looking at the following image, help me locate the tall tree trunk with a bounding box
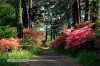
[29,0,33,28]
[51,24,53,41]
[84,0,89,21]
[96,0,99,20]
[78,0,81,22]
[45,25,48,41]
[53,32,55,39]
[22,0,28,28]
[15,0,23,38]
[72,0,79,26]
[90,0,97,22]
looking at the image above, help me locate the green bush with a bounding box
[27,46,43,55]
[93,20,100,36]
[0,26,15,38]
[77,52,100,66]
[0,47,43,66]
[8,50,32,59]
[53,46,65,54]
[0,3,15,26]
[0,50,32,66]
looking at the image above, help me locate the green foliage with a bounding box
[0,26,15,38]
[77,52,100,66]
[53,47,100,66]
[93,21,100,36]
[0,50,31,66]
[0,3,15,26]
[8,50,32,59]
[0,47,43,66]
[92,20,100,50]
[52,46,65,54]
[28,47,43,55]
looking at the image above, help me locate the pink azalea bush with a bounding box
[65,27,92,49]
[0,38,20,50]
[53,21,95,49]
[53,28,74,47]
[74,21,95,29]
[23,28,43,36]
[23,28,43,47]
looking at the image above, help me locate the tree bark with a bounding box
[22,0,29,28]
[84,0,89,21]
[15,0,23,38]
[78,0,81,22]
[52,29,55,40]
[72,0,79,26]
[90,0,97,22]
[29,0,33,28]
[45,25,48,41]
[51,24,53,41]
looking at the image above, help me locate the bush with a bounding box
[0,26,15,38]
[0,47,43,66]
[0,38,20,50]
[65,28,93,49]
[0,50,32,66]
[8,50,32,59]
[77,52,100,66]
[23,28,44,48]
[23,28,43,37]
[0,3,15,26]
[92,20,100,51]
[52,46,65,54]
[53,21,95,50]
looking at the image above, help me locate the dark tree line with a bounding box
[12,0,100,38]
[72,0,99,27]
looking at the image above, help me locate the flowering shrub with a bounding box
[75,21,95,29]
[23,28,44,48]
[36,31,43,36]
[0,38,20,50]
[65,28,92,49]
[23,28,36,36]
[23,28,43,36]
[31,38,37,44]
[74,21,90,29]
[53,21,95,50]
[53,29,74,48]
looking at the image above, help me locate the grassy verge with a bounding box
[76,51,100,66]
[0,47,43,66]
[53,47,100,66]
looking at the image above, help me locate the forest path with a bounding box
[22,49,80,66]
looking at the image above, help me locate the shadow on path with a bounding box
[22,49,80,66]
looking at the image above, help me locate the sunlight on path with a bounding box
[22,49,80,66]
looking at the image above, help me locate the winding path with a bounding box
[22,49,80,66]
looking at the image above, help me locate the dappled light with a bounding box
[0,0,100,66]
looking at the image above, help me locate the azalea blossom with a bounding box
[0,38,20,50]
[53,21,94,49]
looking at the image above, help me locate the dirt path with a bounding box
[22,49,80,66]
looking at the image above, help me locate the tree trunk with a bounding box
[51,24,53,41]
[45,25,48,41]
[72,0,79,26]
[96,0,99,19]
[53,31,56,39]
[15,0,23,38]
[29,0,33,28]
[78,0,81,22]
[90,0,97,22]
[22,0,29,28]
[84,0,89,21]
